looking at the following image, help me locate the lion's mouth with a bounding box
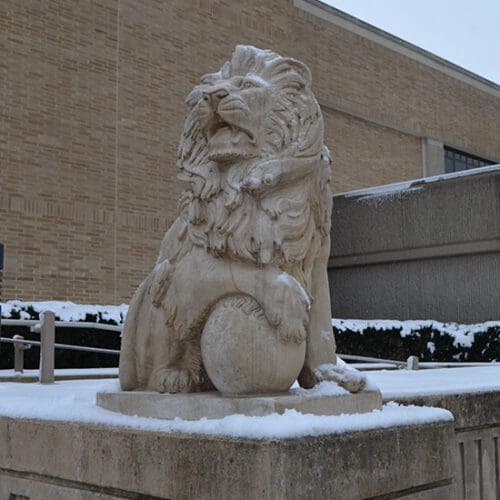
[204,114,255,143]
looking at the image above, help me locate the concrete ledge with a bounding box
[388,390,500,430]
[383,389,500,498]
[96,387,382,420]
[0,416,457,499]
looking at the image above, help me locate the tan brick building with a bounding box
[1,0,499,304]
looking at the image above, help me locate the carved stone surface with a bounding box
[0,415,457,499]
[97,387,382,420]
[119,45,365,395]
[201,295,306,394]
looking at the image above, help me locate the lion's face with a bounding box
[180,45,323,169]
[194,74,269,163]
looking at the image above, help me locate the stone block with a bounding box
[388,390,500,430]
[96,387,382,420]
[0,416,457,499]
[387,390,500,500]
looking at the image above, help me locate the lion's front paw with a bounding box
[152,368,210,394]
[241,162,282,195]
[314,364,366,393]
[265,272,310,345]
[277,320,307,344]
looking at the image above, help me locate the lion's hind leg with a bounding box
[149,338,213,393]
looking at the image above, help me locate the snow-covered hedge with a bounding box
[0,300,124,370]
[1,300,127,325]
[1,302,498,363]
[333,319,500,362]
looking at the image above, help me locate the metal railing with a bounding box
[0,311,120,383]
[1,313,498,381]
[338,353,418,369]
[0,318,122,332]
[0,337,120,355]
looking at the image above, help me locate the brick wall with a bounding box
[1,0,499,303]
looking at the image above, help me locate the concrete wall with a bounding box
[391,390,500,500]
[0,417,457,499]
[1,387,498,499]
[1,0,500,303]
[329,165,500,323]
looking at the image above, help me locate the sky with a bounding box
[322,0,500,84]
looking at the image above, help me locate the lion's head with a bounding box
[175,45,331,288]
[179,44,324,166]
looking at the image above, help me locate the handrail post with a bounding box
[406,355,419,370]
[13,335,26,373]
[39,311,55,384]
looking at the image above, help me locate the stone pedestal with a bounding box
[0,415,458,499]
[96,386,382,420]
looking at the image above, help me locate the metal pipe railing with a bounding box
[0,319,122,332]
[0,337,120,355]
[0,312,120,380]
[1,316,498,380]
[338,353,409,368]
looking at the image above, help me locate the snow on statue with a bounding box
[119,45,365,395]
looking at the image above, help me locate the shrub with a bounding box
[333,319,500,362]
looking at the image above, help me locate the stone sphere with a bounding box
[201,295,306,395]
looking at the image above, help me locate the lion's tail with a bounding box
[119,280,148,390]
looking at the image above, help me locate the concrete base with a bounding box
[0,416,457,499]
[388,390,500,500]
[96,387,382,420]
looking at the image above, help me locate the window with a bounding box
[444,147,495,173]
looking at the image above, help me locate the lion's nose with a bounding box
[203,88,229,108]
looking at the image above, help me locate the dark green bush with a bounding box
[334,323,499,362]
[0,325,120,370]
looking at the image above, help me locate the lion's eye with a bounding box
[242,80,257,89]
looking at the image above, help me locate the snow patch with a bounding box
[358,186,422,205]
[291,380,349,397]
[320,330,332,340]
[368,366,500,399]
[1,300,128,325]
[0,379,452,439]
[337,164,500,203]
[276,273,311,308]
[332,318,500,350]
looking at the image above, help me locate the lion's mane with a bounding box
[173,45,332,292]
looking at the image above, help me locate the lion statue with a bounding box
[119,45,365,394]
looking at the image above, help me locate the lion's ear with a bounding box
[265,57,312,88]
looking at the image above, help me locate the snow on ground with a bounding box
[367,366,500,399]
[1,366,498,438]
[0,378,452,439]
[332,318,500,348]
